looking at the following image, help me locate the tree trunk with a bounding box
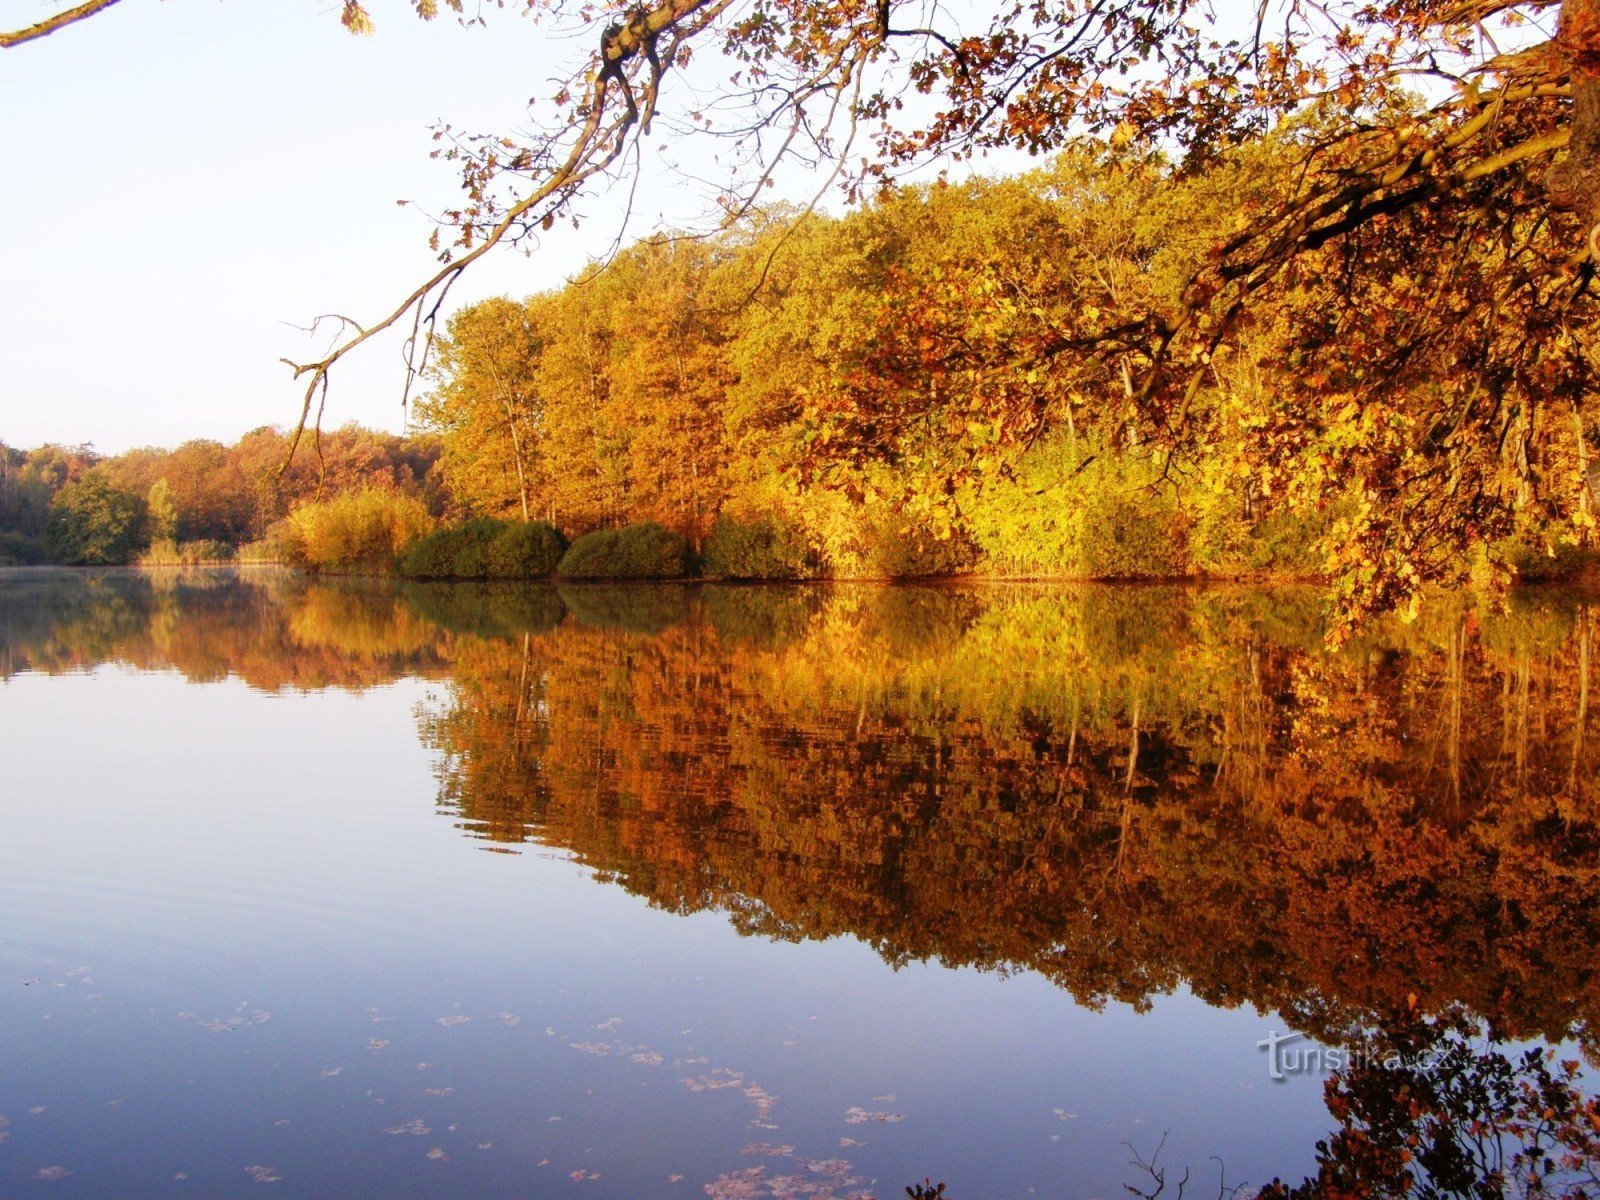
[1550,0,1600,239]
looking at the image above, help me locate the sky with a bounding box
[0,0,750,454]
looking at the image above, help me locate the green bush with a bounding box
[557,522,690,579]
[0,530,48,565]
[399,526,468,579]
[400,519,567,579]
[1065,482,1187,578]
[1187,478,1335,577]
[482,521,567,577]
[702,515,812,579]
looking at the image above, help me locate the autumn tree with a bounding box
[589,238,736,547]
[416,297,546,521]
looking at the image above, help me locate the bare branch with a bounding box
[1,0,123,49]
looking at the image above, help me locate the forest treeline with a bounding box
[0,425,444,568]
[416,143,1600,595]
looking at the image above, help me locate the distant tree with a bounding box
[1,445,97,538]
[46,468,148,564]
[146,478,179,542]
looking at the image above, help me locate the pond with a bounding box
[1,568,1597,1199]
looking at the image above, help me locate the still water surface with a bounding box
[1,569,1596,1199]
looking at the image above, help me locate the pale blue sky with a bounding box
[0,1,726,453]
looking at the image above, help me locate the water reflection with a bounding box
[3,568,1598,1197]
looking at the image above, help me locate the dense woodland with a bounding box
[416,146,1600,602]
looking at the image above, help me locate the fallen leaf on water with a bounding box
[843,1106,904,1125]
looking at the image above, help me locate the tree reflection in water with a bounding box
[5,569,1598,1199]
[1257,1011,1600,1200]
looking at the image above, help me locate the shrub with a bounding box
[702,514,812,579]
[0,530,48,565]
[400,519,567,579]
[1187,473,1336,577]
[557,522,690,579]
[399,526,469,579]
[280,487,433,573]
[1065,482,1188,578]
[236,538,288,564]
[794,478,979,578]
[482,520,567,577]
[138,538,236,566]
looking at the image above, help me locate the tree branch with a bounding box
[1,0,123,49]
